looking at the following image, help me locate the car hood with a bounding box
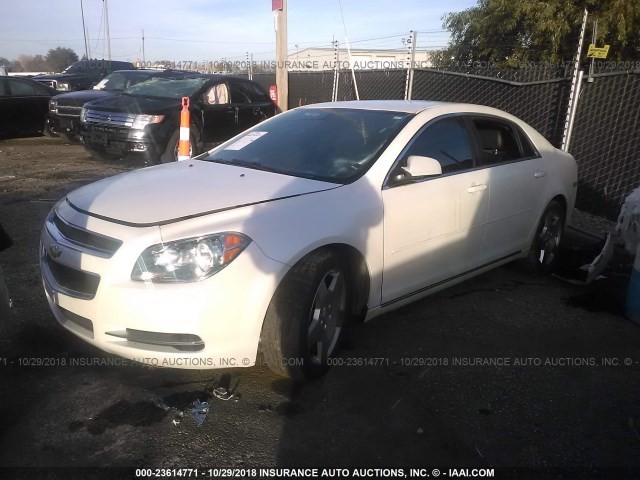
[35,73,87,81]
[84,94,180,115]
[53,90,115,107]
[65,160,339,226]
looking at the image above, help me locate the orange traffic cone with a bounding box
[177,96,190,161]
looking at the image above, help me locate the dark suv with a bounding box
[48,69,167,142]
[34,60,136,92]
[80,72,276,163]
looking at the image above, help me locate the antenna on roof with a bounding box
[338,0,359,100]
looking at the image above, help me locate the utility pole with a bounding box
[404,30,417,100]
[104,0,112,61]
[80,0,89,59]
[273,0,288,111]
[142,29,146,65]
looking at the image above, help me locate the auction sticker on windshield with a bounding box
[225,131,268,151]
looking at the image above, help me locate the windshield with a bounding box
[123,77,209,99]
[201,108,413,184]
[93,72,154,91]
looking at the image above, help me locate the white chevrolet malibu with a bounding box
[40,101,577,379]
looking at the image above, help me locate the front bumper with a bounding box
[39,201,287,369]
[80,122,169,160]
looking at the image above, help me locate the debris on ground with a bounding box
[191,400,210,426]
[212,386,234,401]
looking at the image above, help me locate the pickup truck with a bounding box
[34,59,135,92]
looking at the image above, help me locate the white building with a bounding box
[287,47,433,71]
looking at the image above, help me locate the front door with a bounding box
[381,116,489,304]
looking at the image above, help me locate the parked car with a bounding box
[79,72,275,163]
[34,59,136,92]
[47,69,169,142]
[40,101,577,380]
[0,76,56,139]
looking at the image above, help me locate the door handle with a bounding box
[467,184,487,193]
[534,171,547,178]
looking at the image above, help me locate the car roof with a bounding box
[303,100,446,114]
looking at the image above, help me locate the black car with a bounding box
[80,72,276,163]
[0,76,56,139]
[48,69,167,142]
[34,59,136,92]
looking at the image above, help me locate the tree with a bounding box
[439,0,640,66]
[17,54,48,72]
[45,47,79,72]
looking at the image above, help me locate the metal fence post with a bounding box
[561,9,589,151]
[332,40,340,102]
[404,30,416,100]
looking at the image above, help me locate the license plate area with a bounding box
[90,131,107,145]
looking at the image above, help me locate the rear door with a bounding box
[468,116,548,263]
[228,80,273,134]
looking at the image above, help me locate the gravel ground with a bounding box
[1,137,640,480]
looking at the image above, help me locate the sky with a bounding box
[0,0,477,64]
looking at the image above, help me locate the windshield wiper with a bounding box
[207,158,277,173]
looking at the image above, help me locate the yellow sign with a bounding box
[587,44,610,59]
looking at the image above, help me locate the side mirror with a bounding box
[401,155,442,178]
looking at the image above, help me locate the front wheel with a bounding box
[525,200,565,274]
[260,250,350,380]
[159,129,197,164]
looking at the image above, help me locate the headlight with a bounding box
[132,114,165,129]
[57,82,70,91]
[131,232,251,283]
[79,107,87,123]
[49,99,57,113]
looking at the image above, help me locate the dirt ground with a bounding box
[1,137,640,480]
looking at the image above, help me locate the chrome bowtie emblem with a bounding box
[49,244,62,259]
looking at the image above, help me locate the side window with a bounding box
[0,80,7,96]
[8,80,36,96]
[473,118,527,166]
[205,83,229,105]
[229,83,251,104]
[402,117,474,174]
[517,127,538,158]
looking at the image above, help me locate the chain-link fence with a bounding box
[570,71,640,219]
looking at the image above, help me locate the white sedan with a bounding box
[40,100,577,379]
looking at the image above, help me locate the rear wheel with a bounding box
[525,200,565,274]
[260,250,350,380]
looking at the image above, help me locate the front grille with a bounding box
[56,105,82,118]
[59,306,94,334]
[50,212,122,257]
[85,109,135,128]
[106,329,205,352]
[45,252,100,299]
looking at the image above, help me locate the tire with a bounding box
[43,119,58,138]
[260,250,351,380]
[159,129,197,164]
[524,200,565,275]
